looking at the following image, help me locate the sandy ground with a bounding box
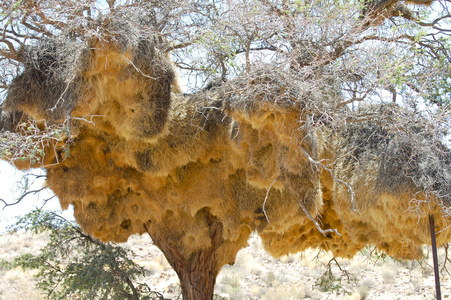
[1,232,450,300]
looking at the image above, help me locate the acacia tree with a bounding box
[1,0,450,299]
[5,208,167,300]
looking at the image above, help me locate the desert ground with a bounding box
[1,231,450,300]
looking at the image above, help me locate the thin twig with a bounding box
[67,115,105,126]
[298,198,341,236]
[49,75,76,113]
[122,56,158,80]
[0,187,47,209]
[262,176,281,223]
[301,147,356,211]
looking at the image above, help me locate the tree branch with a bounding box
[1,187,48,210]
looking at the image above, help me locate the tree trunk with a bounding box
[144,214,223,300]
[172,249,220,300]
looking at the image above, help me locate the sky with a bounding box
[0,160,74,233]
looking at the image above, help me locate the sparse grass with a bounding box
[381,264,397,283]
[261,282,306,300]
[409,277,422,293]
[0,288,43,300]
[264,271,277,286]
[0,259,11,274]
[343,292,363,300]
[2,232,451,300]
[0,233,49,300]
[140,261,164,276]
[235,252,264,276]
[217,272,243,299]
[421,265,434,277]
[0,269,44,300]
[0,232,49,261]
[357,282,371,299]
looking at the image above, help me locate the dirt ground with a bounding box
[1,232,450,299]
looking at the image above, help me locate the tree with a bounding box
[4,208,167,300]
[0,0,450,299]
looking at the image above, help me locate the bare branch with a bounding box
[298,198,341,237]
[1,187,47,210]
[262,176,281,223]
[301,148,356,211]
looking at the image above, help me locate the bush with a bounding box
[7,209,167,300]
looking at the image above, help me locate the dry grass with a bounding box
[0,232,49,261]
[1,232,450,299]
[0,269,44,300]
[0,233,48,300]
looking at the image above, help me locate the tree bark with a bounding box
[144,213,224,300]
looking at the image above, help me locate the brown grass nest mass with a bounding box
[1,21,451,282]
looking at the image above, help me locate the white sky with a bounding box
[0,160,74,233]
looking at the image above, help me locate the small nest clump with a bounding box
[336,108,451,206]
[4,38,87,121]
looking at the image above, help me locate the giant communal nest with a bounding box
[1,9,451,263]
[2,16,174,124]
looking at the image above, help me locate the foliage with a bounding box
[314,257,358,295]
[6,209,167,300]
[0,119,69,166]
[360,246,388,265]
[315,268,350,294]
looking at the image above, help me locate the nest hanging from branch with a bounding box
[1,17,450,268]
